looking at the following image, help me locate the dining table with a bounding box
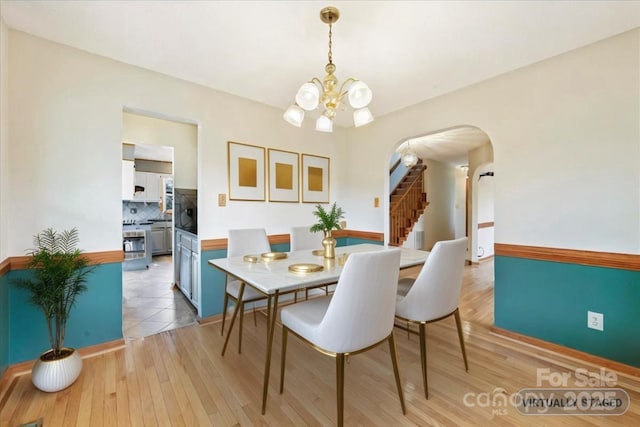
[208,243,430,414]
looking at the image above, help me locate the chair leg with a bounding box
[419,322,428,399]
[238,303,245,354]
[388,333,406,414]
[252,303,257,326]
[336,353,345,427]
[221,292,229,336]
[454,309,469,371]
[279,327,288,394]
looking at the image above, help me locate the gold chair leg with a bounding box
[336,353,345,427]
[221,292,229,336]
[238,302,245,354]
[388,333,406,414]
[222,283,244,356]
[279,327,288,394]
[419,323,428,399]
[454,309,469,371]
[253,303,257,326]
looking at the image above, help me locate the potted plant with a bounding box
[310,202,345,259]
[12,228,94,392]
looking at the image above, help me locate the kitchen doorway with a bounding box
[121,132,197,338]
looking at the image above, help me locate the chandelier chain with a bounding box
[327,23,333,65]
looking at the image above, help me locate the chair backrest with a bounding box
[227,228,271,258]
[290,226,321,251]
[317,248,401,353]
[396,237,468,321]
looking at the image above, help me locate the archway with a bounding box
[386,125,494,264]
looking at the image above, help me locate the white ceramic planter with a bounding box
[31,347,83,392]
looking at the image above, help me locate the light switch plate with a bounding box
[218,193,227,207]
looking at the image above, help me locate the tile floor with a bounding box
[122,255,198,339]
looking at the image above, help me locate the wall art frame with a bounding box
[268,148,300,202]
[301,153,330,203]
[227,141,266,201]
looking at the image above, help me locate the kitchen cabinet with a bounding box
[151,220,172,255]
[133,171,163,203]
[174,228,200,313]
[122,160,135,200]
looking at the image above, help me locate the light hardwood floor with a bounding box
[2,260,639,426]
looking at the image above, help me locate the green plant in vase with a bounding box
[12,228,94,392]
[310,203,345,259]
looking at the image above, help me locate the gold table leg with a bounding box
[261,291,280,414]
[221,282,244,356]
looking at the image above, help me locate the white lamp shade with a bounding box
[315,115,333,132]
[353,108,374,127]
[348,81,373,109]
[283,104,304,127]
[296,83,320,111]
[401,151,418,167]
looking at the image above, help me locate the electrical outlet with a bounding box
[587,310,604,331]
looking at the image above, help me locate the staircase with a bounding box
[389,160,428,246]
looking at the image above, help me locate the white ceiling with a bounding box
[398,127,490,166]
[2,0,639,163]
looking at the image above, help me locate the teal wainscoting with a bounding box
[200,248,228,319]
[337,237,384,247]
[8,262,123,364]
[1,272,9,375]
[495,256,640,367]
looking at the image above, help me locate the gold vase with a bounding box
[322,230,336,259]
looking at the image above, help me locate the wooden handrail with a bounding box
[390,173,423,213]
[389,164,428,246]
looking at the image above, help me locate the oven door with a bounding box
[123,229,147,260]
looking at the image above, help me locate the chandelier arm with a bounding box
[309,77,325,90]
[338,77,358,98]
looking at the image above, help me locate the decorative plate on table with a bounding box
[288,263,324,273]
[261,252,288,261]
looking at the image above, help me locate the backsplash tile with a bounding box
[122,201,171,222]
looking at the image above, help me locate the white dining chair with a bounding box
[289,225,321,251]
[222,228,271,354]
[290,226,329,300]
[395,237,469,399]
[279,248,405,427]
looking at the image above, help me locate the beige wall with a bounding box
[3,27,639,256]
[0,17,8,261]
[4,30,349,255]
[348,29,640,254]
[423,159,456,250]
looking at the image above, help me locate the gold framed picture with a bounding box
[268,148,299,202]
[228,141,266,201]
[301,154,330,203]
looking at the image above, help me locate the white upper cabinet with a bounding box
[133,171,162,203]
[122,160,135,200]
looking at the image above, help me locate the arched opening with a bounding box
[386,125,494,264]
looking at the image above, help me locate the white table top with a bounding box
[208,243,429,295]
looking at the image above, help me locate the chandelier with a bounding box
[401,141,418,168]
[283,6,374,132]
